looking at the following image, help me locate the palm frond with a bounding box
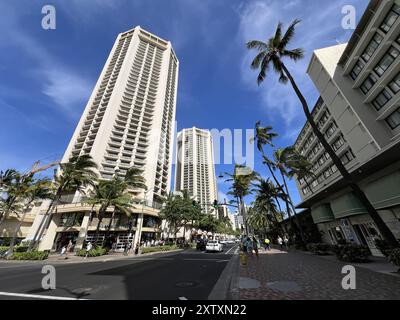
[279,19,301,50]
[281,48,304,61]
[246,40,268,51]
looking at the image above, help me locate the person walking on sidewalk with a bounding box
[277,236,283,250]
[264,238,271,251]
[85,241,93,258]
[283,236,289,250]
[252,236,259,257]
[123,240,129,256]
[246,237,254,255]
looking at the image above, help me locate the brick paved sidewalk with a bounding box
[238,249,400,300]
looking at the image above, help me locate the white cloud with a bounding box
[236,0,366,141]
[41,68,93,118]
[0,1,93,119]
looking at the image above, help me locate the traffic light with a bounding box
[213,200,219,209]
[192,200,197,207]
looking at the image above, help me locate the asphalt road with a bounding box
[0,244,238,300]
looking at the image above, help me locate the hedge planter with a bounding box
[141,245,178,255]
[306,243,334,256]
[76,247,109,257]
[10,251,49,261]
[333,244,371,263]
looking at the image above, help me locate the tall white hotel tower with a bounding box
[63,27,179,206]
[174,128,218,214]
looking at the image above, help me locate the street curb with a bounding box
[0,249,184,266]
[208,253,240,300]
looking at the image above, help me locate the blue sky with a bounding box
[0,0,368,209]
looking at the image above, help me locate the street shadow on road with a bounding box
[26,287,91,299]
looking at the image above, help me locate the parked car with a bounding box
[227,240,235,244]
[196,239,207,251]
[206,240,223,252]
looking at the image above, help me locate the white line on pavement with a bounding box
[178,297,188,300]
[0,291,88,300]
[225,245,239,255]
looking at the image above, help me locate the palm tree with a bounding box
[253,178,284,223]
[7,178,53,257]
[86,177,134,246]
[251,122,296,229]
[160,192,182,242]
[124,167,147,191]
[29,154,98,251]
[247,19,398,246]
[0,169,23,226]
[225,165,258,235]
[247,207,272,237]
[286,149,316,195]
[273,147,305,240]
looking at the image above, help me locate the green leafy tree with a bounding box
[85,177,135,246]
[225,165,258,235]
[247,19,398,246]
[7,178,53,257]
[29,155,98,250]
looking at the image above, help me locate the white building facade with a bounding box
[29,27,179,252]
[294,0,400,256]
[174,128,218,214]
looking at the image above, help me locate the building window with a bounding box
[361,33,384,62]
[350,60,365,80]
[374,47,399,77]
[341,150,355,165]
[302,186,311,195]
[388,73,400,94]
[360,73,378,94]
[380,4,400,33]
[385,107,400,129]
[332,135,345,151]
[325,123,337,139]
[372,88,393,111]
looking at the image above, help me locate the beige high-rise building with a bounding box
[294,0,400,256]
[28,27,179,251]
[64,26,179,205]
[174,128,218,214]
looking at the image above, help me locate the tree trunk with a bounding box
[104,210,116,247]
[281,62,398,247]
[7,202,33,258]
[263,157,296,229]
[279,169,306,242]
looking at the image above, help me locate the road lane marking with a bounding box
[225,245,239,255]
[0,291,88,300]
[178,296,188,300]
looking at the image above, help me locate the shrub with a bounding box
[14,246,29,253]
[333,244,370,263]
[76,247,109,257]
[0,246,9,253]
[10,251,49,260]
[307,243,334,255]
[374,239,394,257]
[389,248,400,272]
[141,245,178,254]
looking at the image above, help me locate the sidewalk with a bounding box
[237,248,400,300]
